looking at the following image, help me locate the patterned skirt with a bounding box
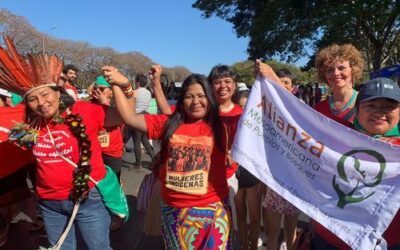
[263,188,299,215]
[161,200,232,250]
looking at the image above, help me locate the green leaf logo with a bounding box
[332,149,385,209]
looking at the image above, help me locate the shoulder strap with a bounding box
[45,122,97,184]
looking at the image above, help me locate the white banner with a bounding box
[232,78,400,249]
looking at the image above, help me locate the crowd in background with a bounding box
[0,39,399,250]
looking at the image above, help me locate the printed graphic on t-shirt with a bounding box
[165,134,213,195]
[32,130,74,164]
[98,130,110,148]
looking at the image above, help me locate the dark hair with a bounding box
[162,74,223,151]
[25,86,75,123]
[63,64,79,74]
[233,90,249,105]
[276,68,294,81]
[208,65,237,84]
[135,74,148,88]
[297,85,310,104]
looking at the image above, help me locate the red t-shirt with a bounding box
[314,99,356,124]
[313,104,400,248]
[33,101,107,200]
[89,101,124,158]
[98,125,124,158]
[145,114,229,207]
[220,104,243,178]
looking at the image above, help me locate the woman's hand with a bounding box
[92,87,111,106]
[255,59,276,79]
[254,59,287,89]
[101,66,129,87]
[149,64,163,89]
[149,64,162,82]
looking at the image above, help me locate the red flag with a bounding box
[0,105,34,178]
[0,105,25,142]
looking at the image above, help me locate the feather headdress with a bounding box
[0,35,63,97]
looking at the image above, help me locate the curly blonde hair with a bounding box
[315,44,364,84]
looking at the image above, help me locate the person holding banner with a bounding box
[255,64,301,250]
[255,57,400,249]
[107,66,232,249]
[311,77,400,250]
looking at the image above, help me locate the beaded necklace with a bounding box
[9,110,92,201]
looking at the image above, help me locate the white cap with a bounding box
[237,82,248,91]
[0,88,11,97]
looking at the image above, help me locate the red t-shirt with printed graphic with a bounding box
[145,114,229,207]
[33,101,107,200]
[220,104,243,178]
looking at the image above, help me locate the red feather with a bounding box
[0,35,64,96]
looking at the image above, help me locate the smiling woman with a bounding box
[182,77,210,122]
[255,48,400,250]
[0,35,128,250]
[107,66,234,249]
[26,87,61,119]
[313,44,364,124]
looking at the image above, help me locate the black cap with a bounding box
[357,77,400,103]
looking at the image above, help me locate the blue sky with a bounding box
[0,0,255,74]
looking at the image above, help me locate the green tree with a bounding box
[193,0,400,71]
[231,61,255,84]
[230,60,316,85]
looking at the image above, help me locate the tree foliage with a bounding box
[230,60,316,85]
[193,0,400,71]
[231,61,255,84]
[0,9,191,88]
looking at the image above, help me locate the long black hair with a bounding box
[161,74,223,152]
[25,86,75,123]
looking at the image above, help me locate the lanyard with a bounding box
[45,121,98,185]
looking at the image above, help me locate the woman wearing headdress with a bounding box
[0,36,125,250]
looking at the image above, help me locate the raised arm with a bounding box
[254,59,286,89]
[101,66,147,133]
[149,64,173,115]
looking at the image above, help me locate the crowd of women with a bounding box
[0,34,399,250]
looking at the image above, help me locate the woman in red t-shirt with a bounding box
[105,66,232,249]
[0,38,125,249]
[313,44,364,124]
[255,58,400,249]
